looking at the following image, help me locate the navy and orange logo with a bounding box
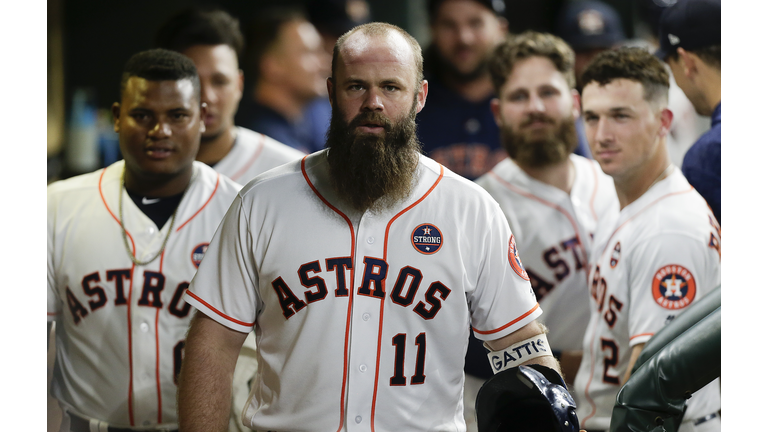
[508,234,529,281]
[610,242,621,268]
[191,243,209,268]
[651,264,696,310]
[412,224,443,255]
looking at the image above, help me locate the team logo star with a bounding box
[662,275,686,299]
[422,227,432,235]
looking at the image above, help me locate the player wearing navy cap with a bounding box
[556,0,627,92]
[656,0,721,224]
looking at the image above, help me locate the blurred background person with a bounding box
[621,0,712,169]
[155,7,305,185]
[555,0,630,160]
[306,0,371,75]
[656,0,721,224]
[555,0,627,93]
[235,7,330,154]
[416,0,509,180]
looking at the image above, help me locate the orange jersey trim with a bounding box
[176,174,221,232]
[98,168,139,426]
[186,290,255,327]
[230,133,265,182]
[155,308,163,423]
[472,303,541,335]
[581,187,696,427]
[597,187,696,261]
[371,165,444,432]
[630,332,655,342]
[300,156,357,432]
[588,162,600,221]
[489,171,589,274]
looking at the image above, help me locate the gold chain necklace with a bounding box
[118,167,192,266]
[648,164,675,191]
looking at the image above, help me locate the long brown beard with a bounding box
[326,99,421,214]
[501,112,579,168]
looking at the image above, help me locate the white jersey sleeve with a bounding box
[467,206,541,341]
[626,232,720,347]
[185,193,260,333]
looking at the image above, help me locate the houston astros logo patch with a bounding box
[652,264,696,310]
[191,243,209,268]
[508,234,529,281]
[412,223,443,254]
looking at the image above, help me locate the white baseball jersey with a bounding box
[210,126,303,432]
[574,167,721,430]
[47,160,241,429]
[476,155,618,352]
[212,126,306,185]
[184,151,542,431]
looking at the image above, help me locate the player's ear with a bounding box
[415,79,428,114]
[236,69,245,100]
[571,89,582,119]
[111,102,121,133]
[327,77,334,106]
[496,16,509,36]
[199,102,208,134]
[678,47,698,77]
[658,107,674,137]
[490,98,502,126]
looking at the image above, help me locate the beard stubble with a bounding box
[501,112,579,168]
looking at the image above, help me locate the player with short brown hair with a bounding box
[573,47,721,431]
[478,31,618,389]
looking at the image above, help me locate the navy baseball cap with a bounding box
[306,0,371,37]
[655,0,721,60]
[557,0,626,51]
[428,0,506,21]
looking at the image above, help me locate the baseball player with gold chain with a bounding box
[574,167,721,431]
[573,47,721,431]
[47,49,241,431]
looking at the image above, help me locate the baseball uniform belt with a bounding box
[68,412,178,432]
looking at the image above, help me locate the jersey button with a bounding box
[140,323,149,332]
[362,313,370,321]
[147,226,156,235]
[359,364,367,372]
[367,237,375,244]
[355,416,362,424]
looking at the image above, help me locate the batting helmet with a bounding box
[475,364,580,432]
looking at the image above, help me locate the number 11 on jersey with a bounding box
[390,333,426,386]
